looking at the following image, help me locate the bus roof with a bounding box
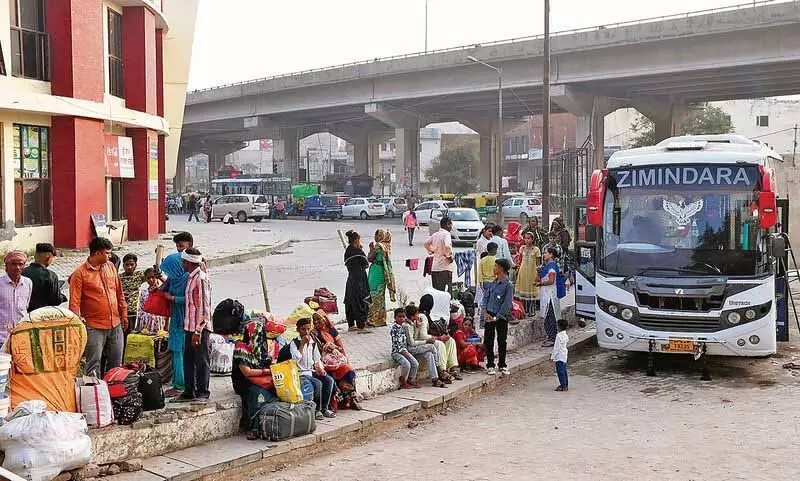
[607,134,782,169]
[211,177,291,184]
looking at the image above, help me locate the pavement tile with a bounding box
[261,441,292,458]
[313,421,344,441]
[142,456,201,481]
[287,433,318,449]
[359,395,421,418]
[163,436,263,475]
[442,381,471,401]
[331,408,383,427]
[317,413,363,435]
[104,471,167,481]
[387,386,445,408]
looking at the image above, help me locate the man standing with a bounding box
[69,237,127,376]
[187,194,200,222]
[424,216,455,292]
[23,243,65,312]
[0,251,32,344]
[177,247,212,402]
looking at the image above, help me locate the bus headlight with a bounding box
[608,304,619,315]
[727,312,741,325]
[621,308,634,321]
[737,339,746,347]
[745,309,756,320]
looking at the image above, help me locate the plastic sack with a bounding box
[248,311,287,339]
[209,334,233,374]
[286,304,315,325]
[75,376,114,428]
[0,401,92,481]
[124,333,156,367]
[270,360,303,404]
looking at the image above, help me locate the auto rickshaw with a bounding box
[458,192,499,217]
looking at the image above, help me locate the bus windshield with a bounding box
[598,165,766,277]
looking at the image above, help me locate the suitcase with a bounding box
[103,367,140,399]
[258,401,317,441]
[138,369,165,411]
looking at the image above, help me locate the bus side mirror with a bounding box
[587,169,607,227]
[759,191,777,229]
[768,234,785,259]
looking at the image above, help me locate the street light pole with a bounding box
[541,0,551,229]
[424,0,428,52]
[467,56,503,196]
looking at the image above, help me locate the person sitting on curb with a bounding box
[222,211,236,224]
[418,293,462,380]
[405,304,454,385]
[390,308,421,389]
[402,305,447,388]
[291,318,337,420]
[453,317,486,371]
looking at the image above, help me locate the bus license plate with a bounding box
[663,339,696,353]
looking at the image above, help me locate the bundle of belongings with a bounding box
[304,287,338,315]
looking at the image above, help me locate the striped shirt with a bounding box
[184,266,212,333]
[0,274,32,343]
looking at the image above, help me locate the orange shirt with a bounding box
[68,261,127,330]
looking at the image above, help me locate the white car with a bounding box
[429,208,484,244]
[211,194,270,222]
[414,200,454,225]
[378,197,408,218]
[501,196,542,223]
[342,197,386,219]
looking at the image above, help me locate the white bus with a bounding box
[584,135,782,358]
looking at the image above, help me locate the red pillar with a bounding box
[122,7,159,240]
[51,118,106,248]
[158,135,167,233]
[46,0,105,248]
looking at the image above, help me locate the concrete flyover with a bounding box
[181,0,800,191]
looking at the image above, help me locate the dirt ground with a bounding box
[257,345,800,481]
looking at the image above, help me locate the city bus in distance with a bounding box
[210,176,291,202]
[585,135,782,357]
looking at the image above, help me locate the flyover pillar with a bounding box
[280,128,300,182]
[395,128,420,195]
[632,99,689,144]
[551,85,626,169]
[174,154,186,193]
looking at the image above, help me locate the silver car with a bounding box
[429,208,485,245]
[378,197,408,218]
[211,194,270,222]
[501,196,542,223]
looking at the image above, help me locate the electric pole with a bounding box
[541,0,551,229]
[793,123,798,167]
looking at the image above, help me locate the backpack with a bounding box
[258,401,317,441]
[103,367,140,399]
[137,368,165,411]
[212,299,246,335]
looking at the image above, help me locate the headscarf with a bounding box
[374,229,392,257]
[161,252,189,352]
[506,222,523,245]
[4,251,26,264]
[235,319,271,370]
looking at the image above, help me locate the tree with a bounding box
[425,143,479,194]
[628,105,734,148]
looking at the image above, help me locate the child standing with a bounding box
[482,259,514,376]
[551,318,569,391]
[390,308,421,389]
[476,242,498,328]
[539,247,561,348]
[137,267,168,333]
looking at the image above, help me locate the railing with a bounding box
[189,0,792,94]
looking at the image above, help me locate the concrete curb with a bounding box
[204,239,292,269]
[106,331,597,481]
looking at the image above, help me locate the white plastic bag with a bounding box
[209,334,233,374]
[0,400,92,481]
[75,376,114,428]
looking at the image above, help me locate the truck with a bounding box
[303,194,342,221]
[581,134,785,362]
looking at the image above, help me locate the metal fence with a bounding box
[546,147,590,230]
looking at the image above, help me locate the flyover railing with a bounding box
[189,0,791,94]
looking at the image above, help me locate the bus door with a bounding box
[574,202,596,320]
[775,198,791,342]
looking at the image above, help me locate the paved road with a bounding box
[206,217,474,321]
[257,346,800,481]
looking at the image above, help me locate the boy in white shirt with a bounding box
[551,318,569,391]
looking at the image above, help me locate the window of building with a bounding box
[756,115,769,127]
[110,179,125,221]
[9,0,49,81]
[13,124,51,227]
[107,9,123,97]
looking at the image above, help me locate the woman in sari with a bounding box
[453,317,486,371]
[515,232,542,315]
[344,230,370,331]
[367,229,396,327]
[312,312,361,411]
[232,319,279,440]
[160,253,188,397]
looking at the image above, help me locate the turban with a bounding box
[4,251,27,264]
[181,250,203,264]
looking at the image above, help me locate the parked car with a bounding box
[501,196,542,223]
[211,194,269,222]
[414,200,454,226]
[304,195,342,221]
[342,198,386,219]
[378,197,408,218]
[429,208,484,244]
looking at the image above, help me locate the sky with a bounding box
[188,0,770,90]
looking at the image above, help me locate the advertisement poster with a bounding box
[148,138,159,199]
[104,136,135,178]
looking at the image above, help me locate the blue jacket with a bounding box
[482,278,514,320]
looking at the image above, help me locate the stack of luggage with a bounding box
[304,287,338,315]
